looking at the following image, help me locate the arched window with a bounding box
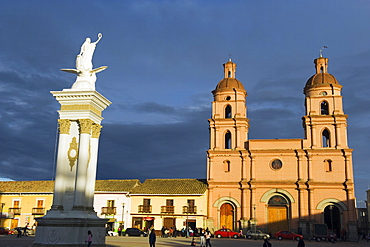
[322,129,330,147]
[224,160,230,172]
[225,131,231,149]
[225,105,232,118]
[321,101,329,115]
[325,159,333,172]
[268,195,288,206]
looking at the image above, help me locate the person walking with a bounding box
[199,229,206,247]
[297,238,305,247]
[23,223,29,236]
[85,230,93,247]
[16,227,22,238]
[263,238,272,247]
[149,228,156,247]
[205,230,212,247]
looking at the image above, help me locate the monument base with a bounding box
[33,212,108,246]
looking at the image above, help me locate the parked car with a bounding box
[274,230,303,240]
[8,228,17,235]
[124,228,148,237]
[214,228,239,238]
[0,227,9,235]
[246,230,270,239]
[107,230,118,236]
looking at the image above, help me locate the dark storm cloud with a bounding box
[133,102,177,114]
[97,105,209,181]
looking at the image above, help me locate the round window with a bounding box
[271,159,282,170]
[226,96,231,100]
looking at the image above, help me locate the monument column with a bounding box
[33,33,111,247]
[73,119,94,209]
[51,119,71,210]
[86,124,103,210]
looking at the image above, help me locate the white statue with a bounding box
[61,33,107,91]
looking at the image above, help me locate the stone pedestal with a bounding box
[33,90,111,246]
[33,217,107,247]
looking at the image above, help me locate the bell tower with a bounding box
[208,59,249,153]
[206,59,249,230]
[302,55,348,149]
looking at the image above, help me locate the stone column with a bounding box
[85,124,102,211]
[311,125,317,147]
[73,119,93,210]
[215,127,220,149]
[335,124,341,147]
[51,119,71,210]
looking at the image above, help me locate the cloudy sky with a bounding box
[1,1,370,206]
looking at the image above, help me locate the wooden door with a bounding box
[11,219,19,229]
[164,218,175,229]
[220,203,234,230]
[268,206,288,234]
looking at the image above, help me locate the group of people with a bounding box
[197,228,213,247]
[160,226,177,238]
[16,223,29,238]
[153,227,213,247]
[87,227,307,247]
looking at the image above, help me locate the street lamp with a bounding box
[121,203,125,226]
[253,204,257,240]
[186,202,189,238]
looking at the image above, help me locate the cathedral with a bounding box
[206,56,357,240]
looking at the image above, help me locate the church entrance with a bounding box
[220,203,234,230]
[324,205,341,237]
[267,195,289,234]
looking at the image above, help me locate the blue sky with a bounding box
[1,1,370,206]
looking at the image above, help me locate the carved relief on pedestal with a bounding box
[48,228,60,244]
[67,137,78,171]
[97,229,106,244]
[58,119,71,135]
[91,124,102,138]
[78,119,94,134]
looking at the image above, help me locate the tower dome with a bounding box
[305,56,339,87]
[214,59,245,92]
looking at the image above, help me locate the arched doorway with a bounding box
[267,195,290,234]
[324,205,341,237]
[220,203,234,230]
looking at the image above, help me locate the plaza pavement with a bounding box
[1,235,370,247]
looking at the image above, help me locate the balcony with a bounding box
[183,206,197,214]
[138,205,152,213]
[32,207,46,215]
[101,207,116,215]
[161,206,175,214]
[8,208,21,215]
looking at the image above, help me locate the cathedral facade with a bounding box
[206,56,357,239]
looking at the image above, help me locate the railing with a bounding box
[183,206,197,214]
[161,206,175,214]
[32,207,45,215]
[101,207,117,215]
[138,205,152,213]
[8,208,21,215]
